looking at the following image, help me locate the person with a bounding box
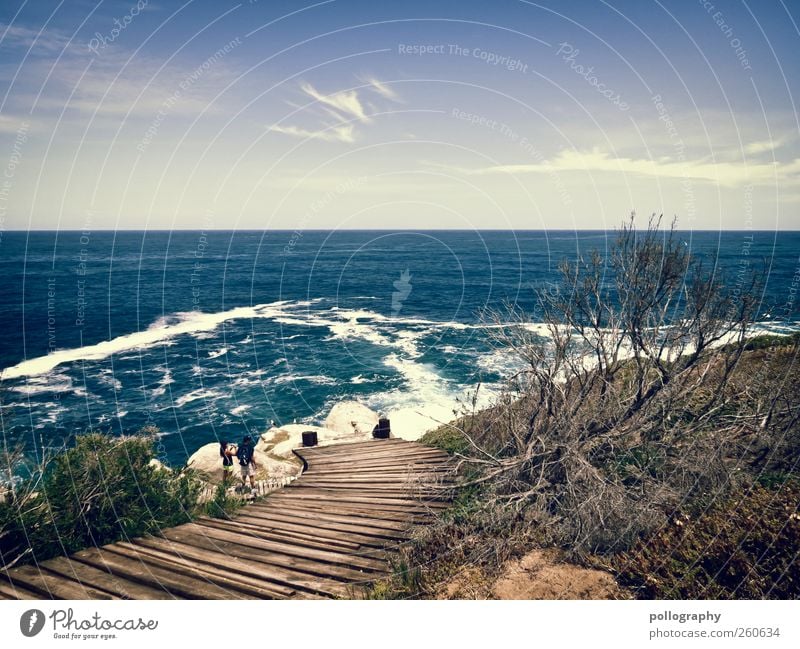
[237,434,258,496]
[219,440,235,484]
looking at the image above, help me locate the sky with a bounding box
[0,0,798,230]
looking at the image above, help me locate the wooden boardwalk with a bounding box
[0,439,453,600]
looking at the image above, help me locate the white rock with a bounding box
[148,458,171,472]
[259,424,360,458]
[187,442,301,484]
[324,401,379,436]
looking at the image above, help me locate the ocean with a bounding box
[1,229,798,467]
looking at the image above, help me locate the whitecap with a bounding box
[0,299,306,380]
[174,389,223,408]
[230,404,252,416]
[271,374,337,386]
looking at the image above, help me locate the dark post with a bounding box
[373,418,391,439]
[302,430,318,447]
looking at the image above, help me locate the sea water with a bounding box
[0,230,797,466]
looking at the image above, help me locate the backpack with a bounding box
[238,442,254,466]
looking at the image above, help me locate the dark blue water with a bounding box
[0,230,797,466]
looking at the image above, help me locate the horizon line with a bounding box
[6,228,800,233]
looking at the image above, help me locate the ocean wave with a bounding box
[271,374,337,386]
[207,347,229,359]
[174,388,224,408]
[0,300,300,380]
[230,404,252,416]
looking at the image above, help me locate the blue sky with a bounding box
[0,0,798,229]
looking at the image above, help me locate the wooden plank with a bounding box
[42,556,174,600]
[261,499,429,524]
[302,440,427,455]
[132,537,347,598]
[110,541,298,599]
[198,515,361,552]
[190,521,388,573]
[306,450,450,466]
[72,547,250,600]
[302,470,453,480]
[5,564,118,600]
[281,488,449,508]
[299,449,436,463]
[0,576,44,600]
[297,439,408,455]
[238,508,404,544]
[294,481,452,494]
[301,458,451,472]
[249,503,411,532]
[159,526,373,582]
[267,492,444,516]
[218,515,365,551]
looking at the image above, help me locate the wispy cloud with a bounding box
[434,149,800,187]
[362,76,400,101]
[0,22,69,53]
[744,138,786,155]
[270,78,403,144]
[300,82,370,123]
[268,123,356,143]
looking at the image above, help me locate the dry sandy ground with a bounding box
[442,549,628,600]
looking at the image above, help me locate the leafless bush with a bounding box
[456,215,767,557]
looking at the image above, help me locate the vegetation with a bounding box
[612,479,800,598]
[202,480,245,519]
[0,431,201,568]
[379,215,799,599]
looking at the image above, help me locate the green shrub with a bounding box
[420,424,469,455]
[743,331,800,351]
[1,432,200,567]
[202,481,244,519]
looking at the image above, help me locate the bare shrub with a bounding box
[454,215,765,557]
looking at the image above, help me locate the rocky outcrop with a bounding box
[186,401,382,484]
[324,401,379,436]
[187,442,301,484]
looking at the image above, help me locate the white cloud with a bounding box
[0,22,69,53]
[744,138,785,155]
[439,149,800,188]
[300,82,370,123]
[362,76,400,101]
[268,123,356,143]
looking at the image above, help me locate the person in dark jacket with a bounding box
[238,435,258,495]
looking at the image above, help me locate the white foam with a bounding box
[174,388,223,408]
[230,404,252,416]
[271,374,337,386]
[207,347,229,359]
[0,300,298,380]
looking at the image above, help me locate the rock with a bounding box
[148,458,170,472]
[324,401,379,436]
[186,442,301,484]
[259,424,352,457]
